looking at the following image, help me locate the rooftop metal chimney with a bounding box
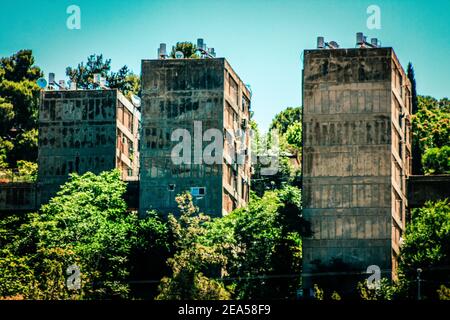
[317,36,325,49]
[370,38,379,47]
[317,37,339,49]
[208,47,216,57]
[197,38,204,50]
[356,32,364,46]
[58,80,66,90]
[356,32,380,48]
[158,43,167,59]
[48,72,55,85]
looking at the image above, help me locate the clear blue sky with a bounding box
[1,0,449,131]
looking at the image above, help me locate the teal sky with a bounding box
[1,0,449,130]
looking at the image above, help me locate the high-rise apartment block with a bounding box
[139,57,251,217]
[301,38,412,292]
[38,89,140,203]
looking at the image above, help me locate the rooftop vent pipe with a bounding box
[356,32,379,48]
[316,36,339,49]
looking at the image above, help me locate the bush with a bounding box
[422,146,450,175]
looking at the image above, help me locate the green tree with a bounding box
[406,63,418,114]
[16,160,38,181]
[252,107,302,195]
[107,65,140,98]
[206,186,309,299]
[398,199,450,299]
[66,54,140,97]
[407,63,422,174]
[422,146,450,175]
[0,137,13,169]
[285,121,302,150]
[156,193,231,300]
[169,42,199,59]
[411,96,450,174]
[437,285,450,300]
[0,170,170,299]
[269,106,302,135]
[0,50,42,167]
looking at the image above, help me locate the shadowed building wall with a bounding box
[301,47,412,294]
[38,89,140,205]
[140,58,251,217]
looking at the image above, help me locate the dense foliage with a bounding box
[398,199,450,299]
[156,186,307,300]
[251,107,302,196]
[156,193,230,300]
[169,42,200,59]
[0,50,41,168]
[66,54,140,98]
[207,186,309,299]
[412,96,450,174]
[0,170,170,299]
[1,49,449,301]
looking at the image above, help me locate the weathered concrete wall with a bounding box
[0,182,37,215]
[140,58,251,217]
[301,47,411,293]
[140,59,225,217]
[408,175,450,207]
[0,180,140,215]
[222,60,252,215]
[38,90,118,204]
[116,91,140,181]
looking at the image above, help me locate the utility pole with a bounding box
[417,268,422,300]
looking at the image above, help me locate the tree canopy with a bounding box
[0,170,169,299]
[169,42,200,59]
[0,50,42,168]
[66,54,140,97]
[411,96,450,174]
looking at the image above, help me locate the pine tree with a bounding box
[407,62,422,174]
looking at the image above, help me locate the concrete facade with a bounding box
[140,58,251,217]
[301,47,412,292]
[38,89,140,204]
[0,182,37,215]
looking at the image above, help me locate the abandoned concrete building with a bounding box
[139,49,251,217]
[301,34,413,294]
[37,88,140,204]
